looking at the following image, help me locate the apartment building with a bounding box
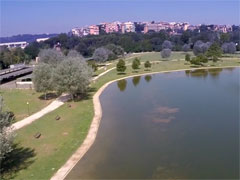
[89,25,99,35]
[144,23,166,33]
[104,22,121,33]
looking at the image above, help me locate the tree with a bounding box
[93,47,112,62]
[0,96,14,161]
[105,44,124,57]
[88,60,98,72]
[162,40,173,50]
[221,42,236,54]
[161,48,171,58]
[67,50,84,59]
[206,42,222,61]
[144,61,151,70]
[132,58,140,71]
[116,59,126,73]
[38,49,64,65]
[53,56,92,99]
[134,57,141,66]
[33,63,54,99]
[182,44,190,52]
[193,40,211,55]
[185,54,191,61]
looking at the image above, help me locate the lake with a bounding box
[66,67,239,179]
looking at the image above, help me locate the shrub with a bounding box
[185,54,191,61]
[144,61,151,69]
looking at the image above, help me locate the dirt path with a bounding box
[51,65,239,180]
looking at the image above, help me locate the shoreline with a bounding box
[50,65,239,180]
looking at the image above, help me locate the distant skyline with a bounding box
[0,0,239,37]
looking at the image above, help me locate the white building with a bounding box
[122,21,135,33]
[36,38,49,42]
[0,41,28,49]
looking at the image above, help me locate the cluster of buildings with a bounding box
[71,21,236,37]
[71,21,136,37]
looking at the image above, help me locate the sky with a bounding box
[0,0,239,37]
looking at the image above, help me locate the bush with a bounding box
[185,54,191,61]
[161,48,171,58]
[190,54,208,66]
[144,61,151,69]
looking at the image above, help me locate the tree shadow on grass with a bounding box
[117,72,126,75]
[0,143,36,180]
[38,92,58,100]
[68,87,97,102]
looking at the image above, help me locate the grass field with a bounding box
[1,89,52,122]
[2,51,240,180]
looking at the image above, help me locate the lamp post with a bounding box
[27,102,29,116]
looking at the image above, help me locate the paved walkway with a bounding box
[11,94,70,130]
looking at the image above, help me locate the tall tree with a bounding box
[116,59,126,73]
[33,63,54,99]
[38,49,64,65]
[0,96,14,161]
[53,57,92,99]
[206,42,222,61]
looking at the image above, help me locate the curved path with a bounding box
[51,65,239,180]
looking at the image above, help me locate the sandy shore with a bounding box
[50,65,239,180]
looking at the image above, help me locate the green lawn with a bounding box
[1,89,52,122]
[2,52,240,180]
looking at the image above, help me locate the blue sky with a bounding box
[0,0,239,37]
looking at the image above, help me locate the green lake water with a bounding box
[66,67,239,179]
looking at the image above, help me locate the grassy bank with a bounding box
[2,52,240,179]
[1,89,52,122]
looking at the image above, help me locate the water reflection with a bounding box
[132,76,141,87]
[208,68,223,78]
[185,68,226,79]
[145,75,152,83]
[117,79,127,92]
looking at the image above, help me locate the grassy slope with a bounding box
[5,52,240,180]
[1,89,52,122]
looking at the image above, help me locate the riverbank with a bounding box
[4,55,240,180]
[51,65,240,180]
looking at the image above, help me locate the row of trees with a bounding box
[33,49,92,99]
[0,46,30,69]
[116,58,151,73]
